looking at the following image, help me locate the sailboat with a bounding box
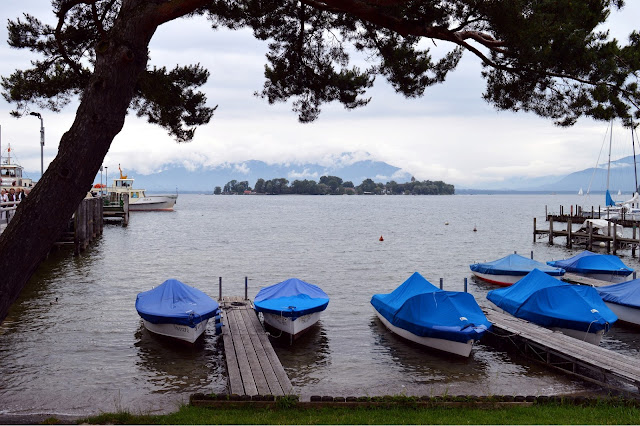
[578,187,584,195]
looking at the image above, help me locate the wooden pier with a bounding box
[533,217,640,256]
[52,197,104,255]
[102,193,129,225]
[219,296,293,396]
[484,308,640,396]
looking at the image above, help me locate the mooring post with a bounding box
[464,278,468,293]
[545,205,548,220]
[588,221,593,251]
[245,276,248,300]
[567,219,572,249]
[533,217,537,243]
[439,278,443,290]
[531,250,534,259]
[634,272,637,280]
[613,224,618,255]
[549,216,554,245]
[218,277,222,301]
[633,225,637,258]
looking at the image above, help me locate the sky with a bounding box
[0,1,639,189]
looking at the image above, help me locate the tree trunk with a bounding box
[0,3,159,323]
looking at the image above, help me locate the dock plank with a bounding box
[219,297,293,396]
[485,308,640,391]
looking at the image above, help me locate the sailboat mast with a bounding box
[607,120,612,192]
[633,117,638,195]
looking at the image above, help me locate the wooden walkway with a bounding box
[484,308,640,396]
[219,296,293,396]
[562,273,619,287]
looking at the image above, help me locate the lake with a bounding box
[0,193,638,417]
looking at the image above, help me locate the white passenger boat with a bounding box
[1,144,35,191]
[107,165,177,211]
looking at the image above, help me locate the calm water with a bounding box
[1,194,638,417]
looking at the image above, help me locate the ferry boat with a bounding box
[107,165,177,211]
[1,144,35,191]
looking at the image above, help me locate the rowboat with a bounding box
[254,278,329,340]
[371,272,491,357]
[470,253,565,286]
[135,279,221,343]
[487,269,617,345]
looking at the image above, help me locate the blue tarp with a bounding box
[546,251,633,277]
[597,279,640,308]
[254,278,329,319]
[487,269,617,333]
[470,253,565,276]
[371,272,492,343]
[135,279,219,327]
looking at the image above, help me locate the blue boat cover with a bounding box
[371,272,492,343]
[254,278,329,319]
[487,269,617,333]
[546,251,633,277]
[470,253,565,276]
[135,279,219,327]
[597,279,640,308]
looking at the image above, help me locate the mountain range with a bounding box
[109,159,411,193]
[91,154,640,193]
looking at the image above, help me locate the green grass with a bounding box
[74,400,640,425]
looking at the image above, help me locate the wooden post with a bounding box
[464,278,468,293]
[608,221,612,253]
[218,277,222,301]
[531,250,534,259]
[245,276,248,300]
[588,221,593,251]
[567,219,572,249]
[123,194,129,226]
[533,217,537,243]
[613,224,617,255]
[591,206,594,219]
[439,278,443,290]
[633,225,637,258]
[545,205,548,220]
[598,205,600,219]
[549,216,554,245]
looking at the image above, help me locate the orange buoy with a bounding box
[379,235,384,241]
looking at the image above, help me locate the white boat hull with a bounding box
[604,301,640,327]
[129,195,177,211]
[569,272,630,283]
[373,307,474,357]
[471,271,523,286]
[142,318,208,343]
[262,311,322,338]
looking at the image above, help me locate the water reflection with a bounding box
[270,321,331,386]
[134,322,226,394]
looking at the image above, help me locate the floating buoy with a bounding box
[473,226,477,232]
[379,235,384,241]
[445,222,449,225]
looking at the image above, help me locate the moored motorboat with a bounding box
[254,278,329,340]
[596,279,640,327]
[487,269,617,345]
[135,279,221,343]
[546,250,633,283]
[107,165,177,211]
[371,272,491,357]
[470,253,565,286]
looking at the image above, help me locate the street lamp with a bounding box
[100,165,104,196]
[105,166,108,196]
[29,112,44,177]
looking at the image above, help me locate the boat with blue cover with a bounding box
[487,269,617,345]
[469,253,565,286]
[254,278,329,339]
[546,250,633,283]
[597,279,640,327]
[135,279,221,343]
[371,272,492,357]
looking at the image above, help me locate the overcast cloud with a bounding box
[0,1,639,188]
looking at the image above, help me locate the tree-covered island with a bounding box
[215,176,454,195]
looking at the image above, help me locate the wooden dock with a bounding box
[484,308,640,396]
[219,296,293,396]
[533,217,640,256]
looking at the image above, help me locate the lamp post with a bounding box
[100,166,104,196]
[29,112,44,177]
[105,166,108,197]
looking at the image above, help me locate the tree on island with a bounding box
[1,0,639,322]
